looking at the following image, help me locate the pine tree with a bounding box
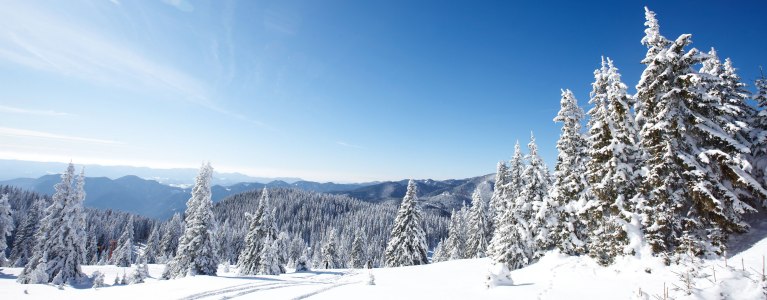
[160,213,183,260]
[321,229,339,269]
[18,163,87,284]
[466,186,491,258]
[258,234,281,275]
[163,162,219,278]
[489,141,532,270]
[0,194,13,266]
[549,89,590,256]
[350,230,367,268]
[10,198,44,267]
[144,224,161,264]
[524,134,554,259]
[111,216,134,267]
[585,57,640,265]
[237,188,272,275]
[635,8,766,259]
[431,239,446,263]
[384,179,428,267]
[752,69,767,189]
[294,247,311,272]
[489,162,509,231]
[444,205,469,260]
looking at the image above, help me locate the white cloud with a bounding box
[0,127,122,145]
[337,141,365,149]
[162,0,194,12]
[0,105,73,117]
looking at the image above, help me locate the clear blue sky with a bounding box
[0,0,765,182]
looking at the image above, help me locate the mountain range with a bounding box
[0,173,494,220]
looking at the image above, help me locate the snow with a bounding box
[1,232,765,299]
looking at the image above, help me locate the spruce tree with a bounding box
[384,179,428,267]
[585,57,640,265]
[144,224,161,264]
[237,188,271,275]
[10,198,44,267]
[350,230,367,268]
[752,70,767,189]
[163,162,219,278]
[111,216,134,267]
[18,163,87,284]
[489,162,509,231]
[160,213,183,260]
[445,205,469,260]
[321,229,339,269]
[489,141,532,270]
[466,186,491,258]
[524,134,554,259]
[549,89,590,256]
[0,194,12,266]
[635,8,766,259]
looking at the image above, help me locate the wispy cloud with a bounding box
[162,0,194,12]
[337,141,365,149]
[0,127,122,145]
[0,105,74,117]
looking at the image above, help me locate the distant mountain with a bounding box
[0,159,302,186]
[0,175,378,219]
[334,174,495,216]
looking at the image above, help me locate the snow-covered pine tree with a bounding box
[295,247,311,272]
[0,194,12,266]
[489,141,532,270]
[258,234,282,275]
[144,224,161,264]
[549,89,590,256]
[160,212,183,261]
[467,186,491,258]
[384,179,429,267]
[18,163,87,284]
[445,205,469,260]
[237,188,275,275]
[635,8,767,259]
[10,198,44,267]
[350,230,367,268]
[752,69,767,189]
[489,162,509,232]
[321,229,339,269]
[525,134,554,259]
[111,216,134,267]
[431,239,446,263]
[163,162,219,278]
[585,57,640,265]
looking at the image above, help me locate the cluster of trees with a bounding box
[484,7,767,277]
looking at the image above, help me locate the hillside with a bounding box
[1,229,764,299]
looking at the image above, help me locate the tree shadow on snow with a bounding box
[512,282,534,286]
[300,270,346,276]
[224,275,289,282]
[0,270,18,280]
[727,211,767,257]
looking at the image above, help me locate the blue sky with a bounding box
[0,0,765,182]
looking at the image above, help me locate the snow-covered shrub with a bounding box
[485,263,513,288]
[91,271,105,288]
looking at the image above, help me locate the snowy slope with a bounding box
[1,236,765,299]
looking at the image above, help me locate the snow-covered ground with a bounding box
[2,234,765,299]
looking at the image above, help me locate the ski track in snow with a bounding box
[178,271,358,300]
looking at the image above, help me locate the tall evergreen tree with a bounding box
[349,230,367,268]
[489,142,532,270]
[321,229,339,269]
[752,70,767,189]
[549,89,590,256]
[384,180,428,267]
[160,213,183,260]
[144,224,161,264]
[111,216,134,267]
[524,134,554,259]
[237,188,272,275]
[0,194,12,266]
[489,162,509,231]
[445,206,469,260]
[585,57,640,265]
[163,162,219,278]
[10,198,44,267]
[466,186,491,258]
[635,8,766,259]
[18,163,87,284]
